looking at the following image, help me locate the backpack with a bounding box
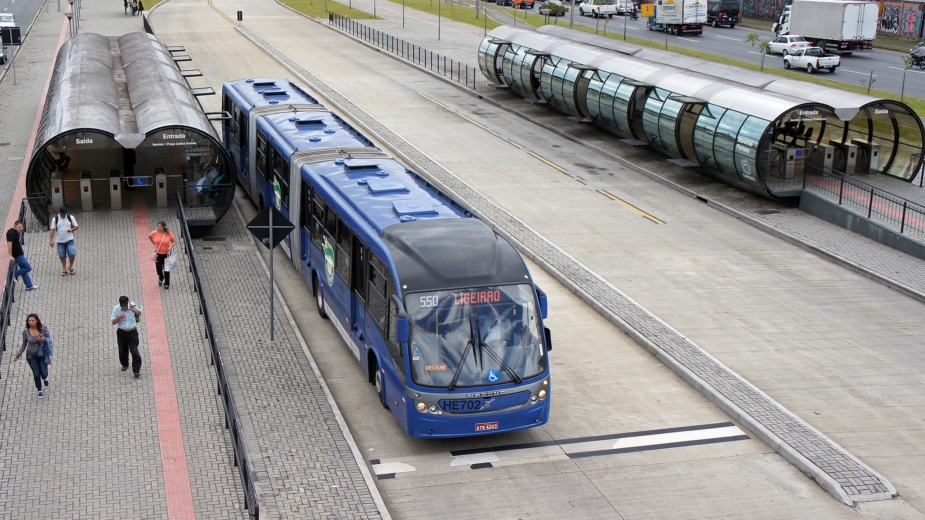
[53,215,76,229]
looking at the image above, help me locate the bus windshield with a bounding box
[406,284,546,388]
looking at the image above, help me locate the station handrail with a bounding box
[176,192,259,519]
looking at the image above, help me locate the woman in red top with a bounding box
[148,221,177,289]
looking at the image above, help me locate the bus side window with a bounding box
[388,296,399,349]
[231,105,240,140]
[275,157,290,210]
[256,131,268,181]
[222,94,231,132]
[312,192,325,247]
[335,217,351,281]
[352,238,367,301]
[300,182,312,234]
[238,108,248,149]
[323,200,337,237]
[367,255,390,334]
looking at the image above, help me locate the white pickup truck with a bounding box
[577,0,617,18]
[783,47,840,73]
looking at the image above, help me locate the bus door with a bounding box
[350,235,369,357]
[328,215,360,361]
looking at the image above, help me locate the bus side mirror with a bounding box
[397,318,409,344]
[544,327,552,352]
[535,284,548,320]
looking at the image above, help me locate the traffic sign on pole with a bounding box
[246,205,294,341]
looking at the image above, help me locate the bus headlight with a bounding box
[429,405,438,413]
[542,379,549,387]
[530,395,538,403]
[416,402,427,412]
[538,389,547,399]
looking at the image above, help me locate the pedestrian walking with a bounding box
[111,296,142,378]
[124,0,129,14]
[130,0,137,15]
[49,206,78,276]
[137,0,144,15]
[148,221,176,289]
[13,313,53,399]
[7,220,37,291]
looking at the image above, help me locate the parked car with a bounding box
[539,0,569,15]
[783,46,840,73]
[768,35,809,55]
[577,0,617,18]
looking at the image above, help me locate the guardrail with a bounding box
[176,193,259,519]
[802,164,925,240]
[329,13,485,89]
[1,197,48,373]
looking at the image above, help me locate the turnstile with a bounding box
[79,171,93,212]
[110,170,122,210]
[155,169,167,208]
[831,142,857,175]
[807,145,834,172]
[50,171,64,209]
[852,139,881,174]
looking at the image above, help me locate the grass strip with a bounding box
[280,0,379,20]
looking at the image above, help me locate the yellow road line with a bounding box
[207,0,237,24]
[418,92,452,111]
[490,130,502,137]
[458,114,487,129]
[528,152,567,173]
[598,190,665,224]
[510,141,524,149]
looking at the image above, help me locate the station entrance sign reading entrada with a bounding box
[24,32,234,233]
[478,26,924,202]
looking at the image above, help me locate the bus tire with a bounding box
[374,364,388,408]
[314,276,328,320]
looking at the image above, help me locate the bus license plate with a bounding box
[439,399,486,412]
[475,422,499,432]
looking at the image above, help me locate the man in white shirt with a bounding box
[48,206,78,276]
[111,295,143,377]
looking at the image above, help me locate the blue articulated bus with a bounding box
[222,79,552,438]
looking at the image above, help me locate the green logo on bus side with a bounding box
[272,179,282,211]
[323,236,335,287]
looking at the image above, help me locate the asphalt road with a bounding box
[0,0,43,70]
[501,4,925,100]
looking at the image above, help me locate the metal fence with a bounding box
[329,13,486,89]
[802,164,925,240]
[0,197,48,372]
[176,193,259,519]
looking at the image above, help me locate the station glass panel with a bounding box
[693,104,726,170]
[613,82,637,137]
[478,39,501,84]
[713,110,748,177]
[548,58,574,113]
[733,116,769,185]
[597,74,622,129]
[658,97,685,157]
[868,106,895,174]
[501,45,520,94]
[587,72,607,125]
[541,56,560,108]
[642,88,669,147]
[886,104,925,180]
[517,54,541,99]
[509,47,532,98]
[561,65,583,115]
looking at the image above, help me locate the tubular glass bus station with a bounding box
[478,26,924,201]
[25,32,233,231]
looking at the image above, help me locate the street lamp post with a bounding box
[439,0,442,40]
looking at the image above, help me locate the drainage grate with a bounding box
[756,210,782,215]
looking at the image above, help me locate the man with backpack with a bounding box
[49,206,79,276]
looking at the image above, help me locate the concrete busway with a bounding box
[25,31,234,233]
[152,0,925,517]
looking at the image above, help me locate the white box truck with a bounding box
[773,0,877,54]
[647,0,707,35]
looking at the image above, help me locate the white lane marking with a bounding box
[611,425,745,450]
[715,35,741,41]
[372,462,416,475]
[677,37,699,43]
[839,68,873,75]
[889,66,925,75]
[450,452,500,467]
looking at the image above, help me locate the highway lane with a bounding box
[502,5,925,99]
[0,0,44,70]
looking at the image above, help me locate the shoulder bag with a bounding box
[152,232,166,261]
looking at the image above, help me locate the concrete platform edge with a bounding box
[230,201,393,520]
[233,24,898,508]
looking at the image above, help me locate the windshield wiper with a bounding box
[448,317,479,391]
[478,321,522,385]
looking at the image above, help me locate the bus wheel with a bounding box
[314,278,328,320]
[375,366,388,408]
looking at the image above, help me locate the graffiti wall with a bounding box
[742,0,925,40]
